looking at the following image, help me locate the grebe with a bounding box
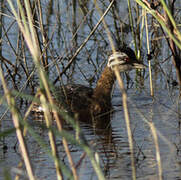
[32,47,146,122]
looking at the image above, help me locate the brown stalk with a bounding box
[94,0,136,179]
[0,66,35,180]
[39,90,63,180]
[49,99,79,180]
[142,0,165,21]
[40,81,78,180]
[164,2,181,86]
[140,0,181,87]
[53,0,115,84]
[114,67,136,180]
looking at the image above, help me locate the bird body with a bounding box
[32,47,146,122]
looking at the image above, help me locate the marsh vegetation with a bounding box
[0,0,181,179]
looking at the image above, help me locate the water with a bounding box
[0,0,181,179]
[0,85,180,179]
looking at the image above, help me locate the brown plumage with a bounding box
[32,47,146,123]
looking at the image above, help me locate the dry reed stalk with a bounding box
[127,0,137,53]
[149,122,163,180]
[144,11,154,96]
[136,0,181,49]
[134,104,163,180]
[39,90,63,180]
[0,66,35,180]
[32,1,78,178]
[41,84,78,180]
[0,0,2,58]
[114,67,136,180]
[131,97,179,180]
[136,0,181,86]
[94,0,136,179]
[51,108,79,180]
[163,2,181,87]
[37,0,49,70]
[54,0,115,84]
[7,1,78,179]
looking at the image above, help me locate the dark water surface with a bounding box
[0,85,180,179]
[0,0,181,179]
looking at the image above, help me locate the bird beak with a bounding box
[133,62,147,69]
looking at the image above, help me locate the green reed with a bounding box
[2,0,106,179]
[0,0,180,180]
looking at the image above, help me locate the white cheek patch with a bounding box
[107,52,128,69]
[37,106,45,111]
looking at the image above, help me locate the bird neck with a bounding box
[93,66,115,100]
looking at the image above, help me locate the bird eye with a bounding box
[125,57,130,61]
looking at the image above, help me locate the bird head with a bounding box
[107,48,146,72]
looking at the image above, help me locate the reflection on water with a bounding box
[0,86,181,179]
[0,0,181,179]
